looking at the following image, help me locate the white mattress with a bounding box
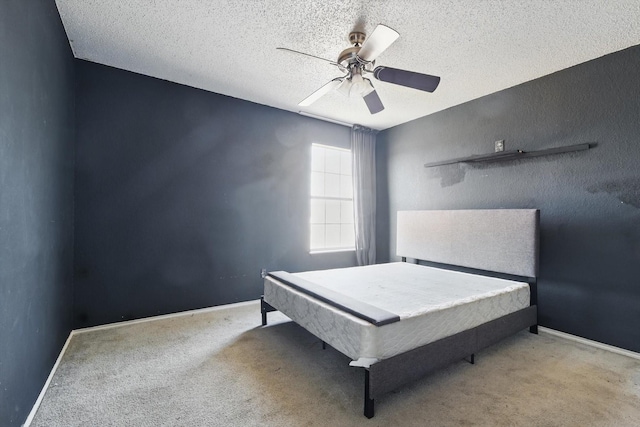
[263,262,530,362]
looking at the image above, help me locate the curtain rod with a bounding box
[297,111,353,128]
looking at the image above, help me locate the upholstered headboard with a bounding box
[396,209,539,278]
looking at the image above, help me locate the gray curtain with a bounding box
[351,125,377,265]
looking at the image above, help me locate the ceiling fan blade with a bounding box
[276,47,338,66]
[373,66,441,92]
[299,79,342,107]
[363,89,384,114]
[356,24,400,63]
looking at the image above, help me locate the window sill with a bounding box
[309,248,356,255]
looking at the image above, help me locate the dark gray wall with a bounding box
[0,1,75,426]
[74,61,356,327]
[377,45,640,352]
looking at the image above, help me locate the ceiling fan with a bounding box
[277,24,440,115]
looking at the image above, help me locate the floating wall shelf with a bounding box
[424,143,593,168]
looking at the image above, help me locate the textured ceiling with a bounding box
[55,0,640,130]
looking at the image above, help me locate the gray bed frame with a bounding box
[261,209,540,418]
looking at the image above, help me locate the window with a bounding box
[310,144,355,252]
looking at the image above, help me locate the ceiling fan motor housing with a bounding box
[338,46,361,68]
[339,31,375,69]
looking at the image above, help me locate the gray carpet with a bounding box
[31,301,640,426]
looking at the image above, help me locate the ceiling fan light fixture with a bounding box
[361,78,375,96]
[349,70,372,97]
[337,78,352,97]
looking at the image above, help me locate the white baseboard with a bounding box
[22,331,74,427]
[539,327,640,361]
[73,299,258,334]
[23,299,259,426]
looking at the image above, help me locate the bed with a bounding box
[261,209,539,418]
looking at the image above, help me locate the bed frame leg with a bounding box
[261,296,276,326]
[529,325,538,334]
[322,341,326,350]
[364,370,375,418]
